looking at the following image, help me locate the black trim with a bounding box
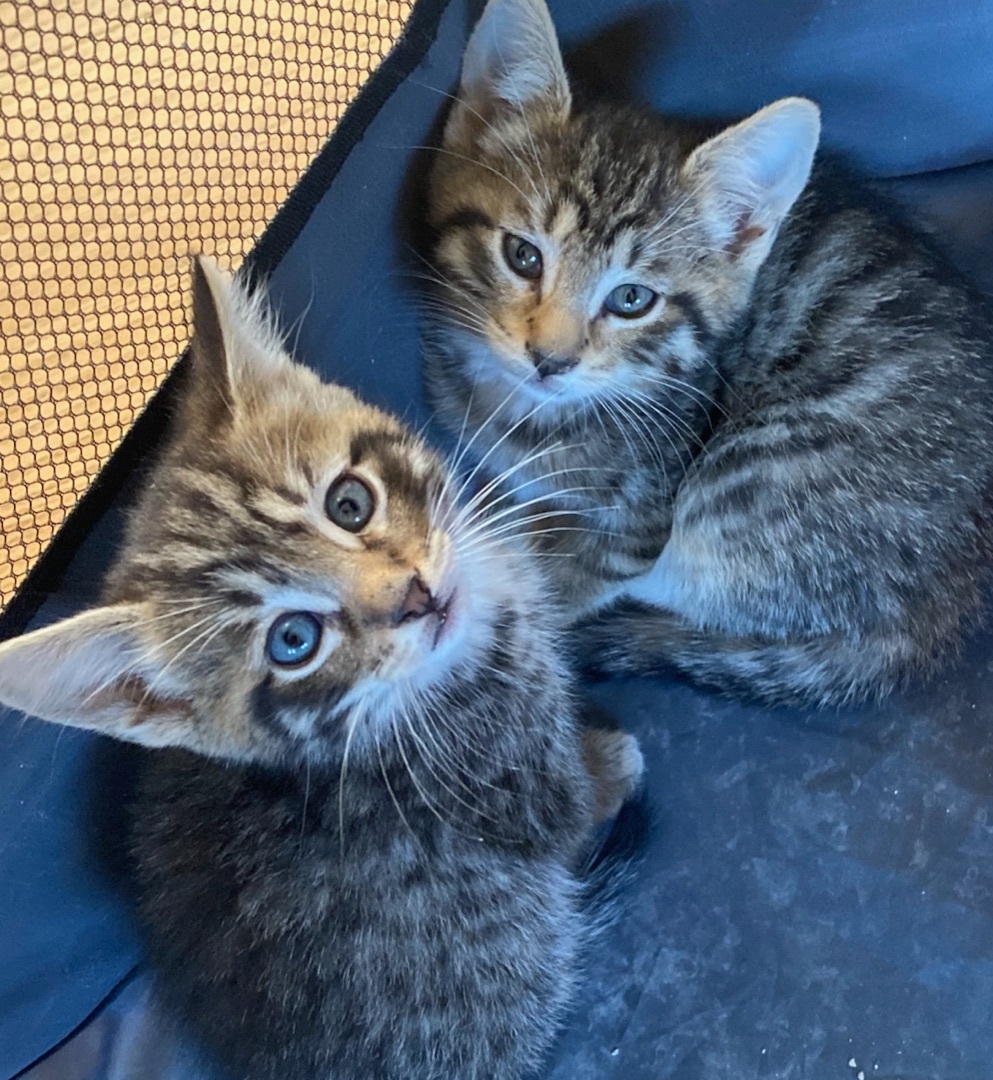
[241,0,455,287]
[0,0,455,641]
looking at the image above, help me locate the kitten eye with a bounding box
[503,233,543,280]
[604,283,657,318]
[326,474,375,532]
[267,612,322,667]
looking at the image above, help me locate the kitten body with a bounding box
[0,259,641,1079]
[422,0,993,705]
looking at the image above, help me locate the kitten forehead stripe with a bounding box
[436,207,496,235]
[348,427,407,466]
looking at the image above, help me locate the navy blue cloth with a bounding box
[5,0,993,1076]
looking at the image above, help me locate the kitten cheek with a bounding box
[428,525,454,568]
[276,708,324,742]
[464,337,529,386]
[385,599,464,679]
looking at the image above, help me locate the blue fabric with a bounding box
[0,459,146,1075]
[561,0,993,177]
[5,0,993,1076]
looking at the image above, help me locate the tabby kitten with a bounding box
[422,0,993,706]
[0,258,642,1080]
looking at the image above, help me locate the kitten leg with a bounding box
[570,426,962,706]
[591,600,930,706]
[581,727,644,824]
[571,496,914,705]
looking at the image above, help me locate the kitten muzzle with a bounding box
[396,574,436,624]
[530,348,579,380]
[395,574,455,649]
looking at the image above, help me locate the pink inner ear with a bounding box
[728,214,768,258]
[91,673,193,730]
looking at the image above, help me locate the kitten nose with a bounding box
[396,575,436,624]
[530,349,579,379]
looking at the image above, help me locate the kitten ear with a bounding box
[446,0,571,146]
[187,255,289,420]
[683,98,821,266]
[0,605,197,750]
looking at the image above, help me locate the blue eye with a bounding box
[326,474,375,532]
[604,283,657,318]
[266,612,322,667]
[503,233,543,280]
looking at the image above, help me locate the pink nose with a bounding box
[395,575,436,624]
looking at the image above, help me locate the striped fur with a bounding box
[421,0,993,705]
[0,258,642,1079]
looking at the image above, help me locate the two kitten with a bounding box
[423,0,993,706]
[3,0,993,1075]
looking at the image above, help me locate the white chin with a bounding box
[398,601,473,689]
[473,357,585,410]
[518,374,570,400]
[503,373,592,423]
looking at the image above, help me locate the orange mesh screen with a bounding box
[0,0,413,609]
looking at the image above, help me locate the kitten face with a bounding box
[113,390,475,765]
[0,258,533,767]
[433,109,695,413]
[426,0,819,421]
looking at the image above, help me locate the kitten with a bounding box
[421,0,993,706]
[0,258,642,1080]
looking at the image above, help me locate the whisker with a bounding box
[458,519,608,554]
[404,78,544,206]
[130,598,227,626]
[614,394,698,488]
[403,708,500,822]
[392,707,486,838]
[453,384,567,509]
[624,387,708,447]
[299,757,311,850]
[375,726,426,856]
[448,370,541,493]
[407,79,534,165]
[384,143,535,207]
[634,369,726,415]
[338,701,364,861]
[453,468,600,534]
[405,251,495,325]
[454,493,601,545]
[145,613,233,703]
[599,392,675,493]
[451,446,588,529]
[488,34,550,206]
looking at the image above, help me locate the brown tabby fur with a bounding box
[422,0,993,706]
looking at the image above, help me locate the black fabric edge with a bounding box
[0,0,454,641]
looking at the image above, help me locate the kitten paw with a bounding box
[582,727,645,825]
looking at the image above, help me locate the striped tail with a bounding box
[574,600,925,707]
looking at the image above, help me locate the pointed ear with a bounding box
[0,605,197,750]
[445,0,570,147]
[186,255,290,423]
[683,98,820,267]
[187,254,237,421]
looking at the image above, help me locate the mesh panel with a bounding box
[0,0,413,609]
